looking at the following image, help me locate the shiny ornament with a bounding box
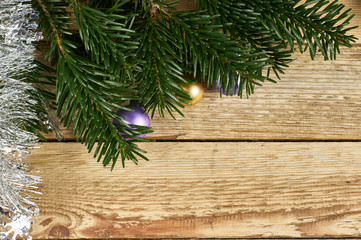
[114,104,150,138]
[180,82,204,106]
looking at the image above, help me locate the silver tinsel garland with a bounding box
[0,0,44,239]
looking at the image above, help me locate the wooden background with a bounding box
[29,0,361,238]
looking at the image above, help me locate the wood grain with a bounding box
[30,142,361,238]
[46,45,361,141]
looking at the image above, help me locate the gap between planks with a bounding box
[30,239,361,240]
[31,239,361,240]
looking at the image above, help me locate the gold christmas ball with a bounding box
[180,82,204,106]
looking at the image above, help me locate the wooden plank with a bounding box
[29,142,361,238]
[45,45,361,141]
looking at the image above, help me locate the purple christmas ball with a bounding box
[216,70,242,96]
[113,104,150,138]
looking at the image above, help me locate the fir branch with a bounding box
[70,0,139,82]
[136,2,191,118]
[240,0,357,60]
[136,1,272,117]
[56,55,151,168]
[32,0,72,62]
[198,0,357,79]
[139,19,190,118]
[166,8,272,97]
[198,0,293,79]
[33,0,153,169]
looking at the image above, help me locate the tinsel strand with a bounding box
[0,0,46,239]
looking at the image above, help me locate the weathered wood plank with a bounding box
[45,45,361,141]
[29,142,361,238]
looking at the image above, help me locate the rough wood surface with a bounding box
[30,142,361,238]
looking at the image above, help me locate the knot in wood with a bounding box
[49,225,70,238]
